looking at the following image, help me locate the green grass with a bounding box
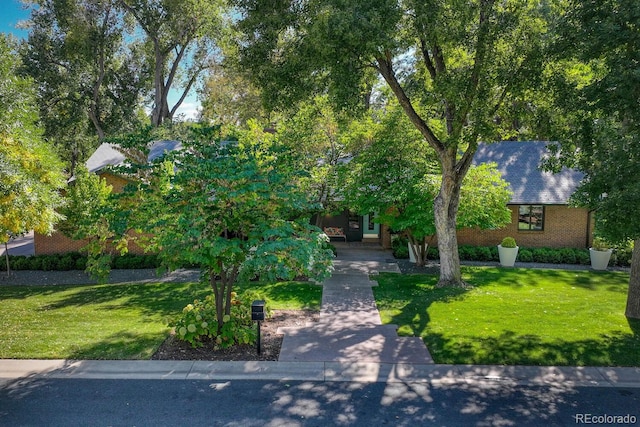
[0,280,321,360]
[373,267,640,366]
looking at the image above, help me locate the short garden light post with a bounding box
[251,300,265,355]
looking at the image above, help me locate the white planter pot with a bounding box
[498,245,519,267]
[589,248,612,270]
[408,242,427,263]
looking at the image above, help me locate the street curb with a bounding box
[2,360,640,388]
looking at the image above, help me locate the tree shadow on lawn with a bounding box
[372,273,470,342]
[462,267,629,291]
[374,271,639,366]
[37,282,205,317]
[26,280,321,317]
[65,331,167,360]
[426,328,640,366]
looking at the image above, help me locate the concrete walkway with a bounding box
[277,246,434,364]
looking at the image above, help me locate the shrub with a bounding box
[40,255,58,271]
[325,243,337,257]
[394,245,409,259]
[500,237,517,248]
[576,250,590,265]
[171,290,269,349]
[611,241,633,267]
[75,257,87,270]
[518,249,533,262]
[58,255,76,271]
[428,245,439,259]
[391,235,410,259]
[531,248,550,263]
[459,245,475,260]
[558,248,577,264]
[476,246,493,261]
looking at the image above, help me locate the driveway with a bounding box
[0,231,35,257]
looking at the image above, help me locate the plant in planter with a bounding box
[589,237,613,270]
[498,236,519,267]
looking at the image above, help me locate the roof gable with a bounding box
[86,140,182,174]
[473,141,583,204]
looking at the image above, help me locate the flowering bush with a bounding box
[170,290,270,349]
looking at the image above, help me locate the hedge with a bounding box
[0,252,162,272]
[391,235,633,267]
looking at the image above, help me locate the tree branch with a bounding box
[375,52,444,153]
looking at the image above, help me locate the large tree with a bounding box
[234,0,555,286]
[551,0,640,319]
[199,62,267,129]
[0,35,66,273]
[21,0,146,173]
[276,95,373,225]
[344,101,512,266]
[119,0,228,126]
[124,125,333,331]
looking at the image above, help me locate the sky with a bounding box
[0,0,200,120]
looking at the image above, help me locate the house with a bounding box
[36,139,591,254]
[321,141,591,249]
[34,141,181,255]
[456,141,592,249]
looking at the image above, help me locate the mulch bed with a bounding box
[151,309,319,361]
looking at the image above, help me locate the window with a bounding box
[518,205,544,231]
[368,212,376,231]
[348,211,360,231]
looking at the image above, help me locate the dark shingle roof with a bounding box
[473,141,583,204]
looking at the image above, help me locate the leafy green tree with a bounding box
[276,95,373,225]
[199,62,268,129]
[0,35,66,275]
[234,0,555,286]
[127,126,333,333]
[58,165,117,281]
[120,0,228,126]
[21,0,146,173]
[551,0,640,318]
[344,103,511,266]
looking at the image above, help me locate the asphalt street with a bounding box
[1,376,639,426]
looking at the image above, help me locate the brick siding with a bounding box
[35,172,147,255]
[456,205,593,249]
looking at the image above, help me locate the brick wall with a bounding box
[456,205,593,249]
[35,172,147,255]
[34,231,87,255]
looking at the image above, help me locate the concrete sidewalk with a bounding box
[2,359,640,388]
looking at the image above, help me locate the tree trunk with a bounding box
[625,239,640,319]
[434,193,463,287]
[4,242,10,278]
[408,234,428,267]
[434,158,466,287]
[151,41,168,127]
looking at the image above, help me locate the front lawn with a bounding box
[373,268,640,366]
[0,280,321,360]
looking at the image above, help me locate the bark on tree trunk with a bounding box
[625,239,640,319]
[433,158,466,287]
[408,234,428,267]
[434,193,463,287]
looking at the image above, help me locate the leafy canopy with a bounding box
[125,125,334,330]
[0,35,66,244]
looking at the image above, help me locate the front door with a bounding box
[346,210,363,242]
